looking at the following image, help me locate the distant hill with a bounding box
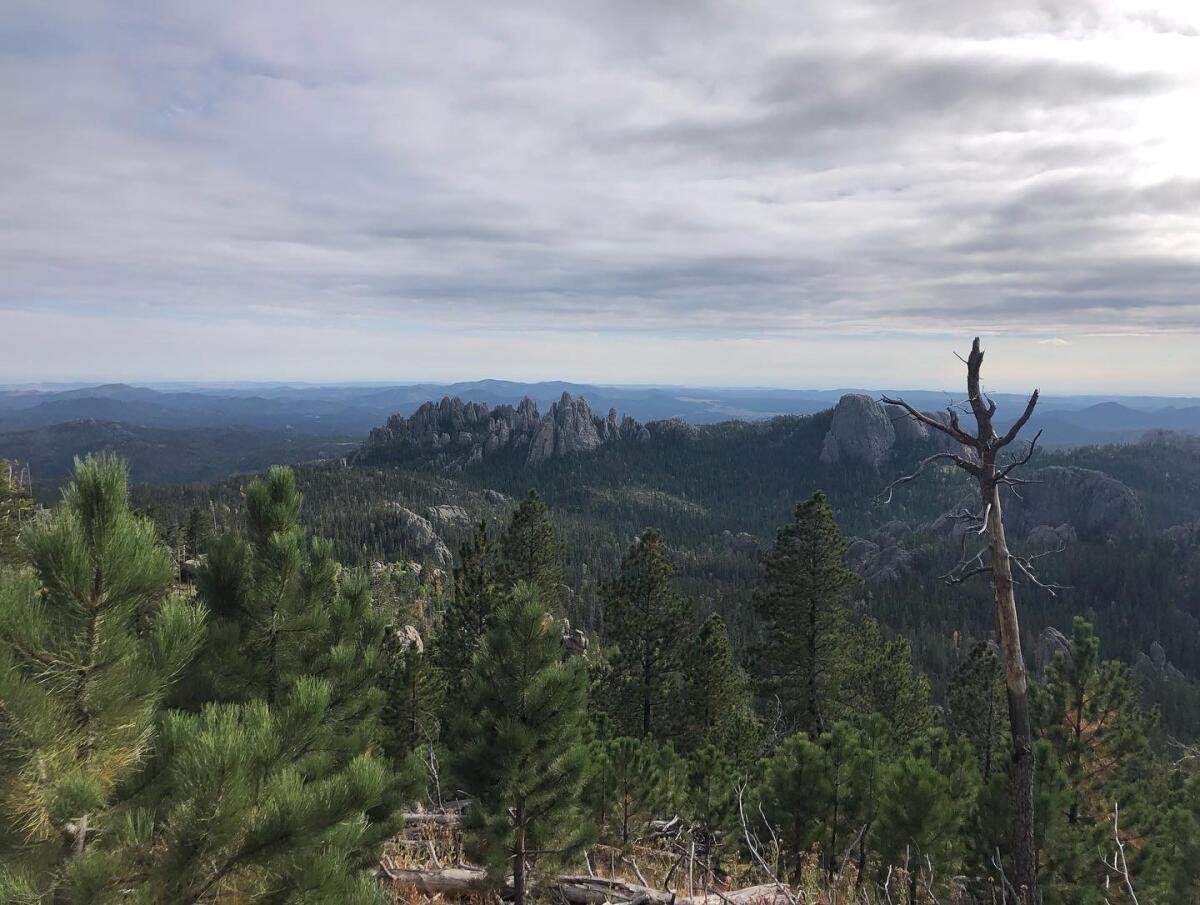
[5,381,1200,445]
[0,420,357,486]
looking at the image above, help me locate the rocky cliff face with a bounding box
[362,392,645,470]
[931,465,1143,542]
[819,394,963,467]
[1007,466,1144,540]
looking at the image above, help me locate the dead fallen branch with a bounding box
[377,864,792,905]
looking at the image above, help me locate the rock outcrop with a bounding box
[361,393,646,470]
[720,530,762,559]
[931,466,1141,542]
[846,521,918,583]
[819,394,967,467]
[426,505,472,529]
[1034,626,1072,679]
[820,394,896,467]
[1006,466,1143,540]
[527,394,605,465]
[885,404,929,444]
[387,504,452,565]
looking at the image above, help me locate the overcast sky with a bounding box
[3,1,1200,391]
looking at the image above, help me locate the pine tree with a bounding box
[381,626,444,764]
[841,617,932,745]
[0,459,34,567]
[132,465,409,901]
[684,744,739,870]
[755,723,879,881]
[873,752,967,904]
[182,505,214,558]
[0,454,206,900]
[757,732,826,880]
[602,529,693,739]
[433,519,497,699]
[586,736,678,846]
[1036,618,1152,828]
[495,491,564,606]
[453,583,594,905]
[753,492,857,734]
[948,641,1009,781]
[684,613,758,762]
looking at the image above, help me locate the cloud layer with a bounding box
[2,0,1199,383]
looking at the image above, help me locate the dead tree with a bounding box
[880,337,1042,905]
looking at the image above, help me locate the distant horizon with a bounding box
[5,376,1200,405]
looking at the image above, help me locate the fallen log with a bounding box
[402,812,461,828]
[377,864,792,905]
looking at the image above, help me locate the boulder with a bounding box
[391,624,424,654]
[846,524,916,583]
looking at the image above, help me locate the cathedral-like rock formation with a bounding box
[361,393,644,470]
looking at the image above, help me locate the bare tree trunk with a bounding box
[513,804,527,905]
[984,482,1038,905]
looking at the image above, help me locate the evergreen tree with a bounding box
[586,736,678,846]
[453,583,594,905]
[755,724,879,881]
[381,627,444,765]
[684,744,739,869]
[753,492,857,734]
[1036,618,1152,828]
[433,519,497,699]
[183,505,214,558]
[602,529,693,739]
[948,641,1010,781]
[873,752,967,904]
[684,613,758,760]
[1142,790,1200,905]
[0,459,34,567]
[137,465,408,900]
[841,617,932,745]
[495,491,564,606]
[107,688,396,904]
[0,454,206,900]
[756,732,826,879]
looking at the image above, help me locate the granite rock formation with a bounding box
[362,393,644,470]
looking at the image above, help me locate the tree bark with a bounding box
[983,444,1039,905]
[513,802,527,905]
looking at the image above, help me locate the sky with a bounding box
[2,1,1200,391]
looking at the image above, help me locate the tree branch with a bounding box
[880,396,976,448]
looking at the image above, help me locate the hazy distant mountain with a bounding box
[4,384,1200,480]
[0,420,357,485]
[6,381,1200,429]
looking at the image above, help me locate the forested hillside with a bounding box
[6,445,1198,903]
[134,393,1200,740]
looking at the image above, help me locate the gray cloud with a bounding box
[2,0,1200,381]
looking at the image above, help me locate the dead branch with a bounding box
[376,865,792,905]
[735,784,798,905]
[880,395,977,448]
[1102,802,1140,905]
[876,453,978,503]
